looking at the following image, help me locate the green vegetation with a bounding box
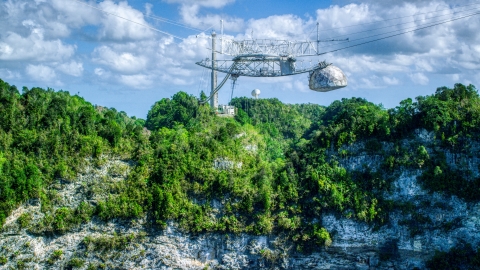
[67,257,85,268]
[17,212,32,228]
[1,77,480,254]
[47,249,64,264]
[0,79,146,226]
[83,232,145,252]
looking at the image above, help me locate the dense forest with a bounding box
[1,78,480,268]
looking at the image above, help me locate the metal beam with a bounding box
[196,59,330,77]
[210,32,218,109]
[218,39,347,57]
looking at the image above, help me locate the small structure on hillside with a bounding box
[217,105,236,117]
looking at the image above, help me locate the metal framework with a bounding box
[219,38,339,57]
[197,22,347,105]
[197,56,330,77]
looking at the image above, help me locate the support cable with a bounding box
[323,6,480,40]
[313,9,480,52]
[315,1,480,33]
[318,10,480,56]
[70,0,185,41]
[200,64,237,104]
[83,0,215,37]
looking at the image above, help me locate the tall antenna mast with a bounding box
[317,22,319,54]
[210,31,218,109]
[221,19,224,54]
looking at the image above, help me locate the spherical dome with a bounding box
[251,89,261,97]
[309,65,347,92]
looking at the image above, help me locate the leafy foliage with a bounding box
[2,77,480,253]
[308,97,390,148]
[146,91,212,130]
[83,233,144,252]
[0,78,145,225]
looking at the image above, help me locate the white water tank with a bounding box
[309,65,347,92]
[251,89,261,99]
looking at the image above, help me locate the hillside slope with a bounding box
[1,79,480,269]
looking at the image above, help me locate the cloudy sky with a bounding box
[1,0,479,118]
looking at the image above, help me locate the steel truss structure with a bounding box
[197,23,347,106]
[219,39,340,57]
[196,56,330,77]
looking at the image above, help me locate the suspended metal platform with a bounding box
[196,56,330,77]
[197,22,348,106]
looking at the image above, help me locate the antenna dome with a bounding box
[309,65,347,92]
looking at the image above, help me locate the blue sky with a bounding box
[1,0,480,118]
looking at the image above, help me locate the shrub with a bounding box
[48,249,63,264]
[313,225,332,247]
[17,212,33,228]
[67,257,85,268]
[83,233,142,252]
[52,249,63,259]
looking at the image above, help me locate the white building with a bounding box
[217,105,236,116]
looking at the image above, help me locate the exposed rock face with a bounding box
[2,130,480,269]
[214,157,243,170]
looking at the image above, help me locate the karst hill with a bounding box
[0,78,479,269]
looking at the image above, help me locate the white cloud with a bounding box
[241,15,306,40]
[44,21,71,38]
[383,76,399,85]
[95,68,105,76]
[0,69,20,80]
[451,74,460,81]
[293,78,309,93]
[48,0,102,28]
[120,74,153,89]
[145,3,153,17]
[97,1,154,41]
[358,75,387,89]
[88,33,212,89]
[160,74,190,86]
[179,4,244,32]
[163,0,235,9]
[317,3,374,34]
[177,34,211,59]
[26,64,57,82]
[57,61,84,77]
[409,72,429,85]
[94,67,112,80]
[165,66,193,77]
[0,31,75,62]
[93,46,149,74]
[414,59,434,72]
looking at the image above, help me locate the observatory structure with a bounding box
[196,23,348,109]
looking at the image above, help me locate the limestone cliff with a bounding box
[1,129,480,269]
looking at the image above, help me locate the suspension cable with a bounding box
[323,6,480,40]
[314,0,480,33]
[318,10,480,56]
[70,0,185,41]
